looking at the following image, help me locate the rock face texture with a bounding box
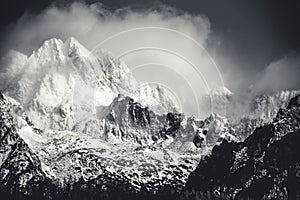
[1,93,299,199]
[0,38,178,131]
[185,94,300,200]
[0,91,237,199]
[0,37,299,200]
[0,95,52,199]
[0,38,237,199]
[230,90,300,139]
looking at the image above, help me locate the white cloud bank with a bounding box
[253,53,300,93]
[1,1,300,117]
[2,2,227,117]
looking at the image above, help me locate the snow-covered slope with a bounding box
[0,38,238,196]
[0,92,236,194]
[198,86,234,118]
[185,94,300,199]
[249,90,300,120]
[135,84,178,114]
[0,38,176,130]
[2,37,297,199]
[209,86,233,117]
[201,86,300,139]
[231,90,300,139]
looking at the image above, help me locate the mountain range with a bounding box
[0,38,299,199]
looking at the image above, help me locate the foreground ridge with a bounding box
[185,94,300,199]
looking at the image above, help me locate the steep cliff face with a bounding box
[0,38,177,131]
[201,87,300,140]
[0,38,209,198]
[0,37,236,149]
[1,37,298,199]
[1,95,299,199]
[0,92,237,199]
[0,94,52,199]
[224,90,300,141]
[185,94,300,200]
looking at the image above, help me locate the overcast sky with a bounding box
[0,0,299,115]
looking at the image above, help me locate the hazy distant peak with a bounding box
[209,86,233,96]
[4,49,27,59]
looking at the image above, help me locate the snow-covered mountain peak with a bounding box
[200,86,233,117]
[0,37,177,130]
[249,89,300,120]
[136,83,179,114]
[209,86,233,97]
[34,37,92,62]
[65,36,82,48]
[35,38,65,59]
[65,37,91,58]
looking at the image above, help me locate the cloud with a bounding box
[2,2,226,117]
[2,1,299,117]
[2,2,210,56]
[252,53,300,93]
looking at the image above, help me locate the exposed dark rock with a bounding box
[184,95,300,200]
[128,98,151,127]
[1,91,300,199]
[192,133,205,148]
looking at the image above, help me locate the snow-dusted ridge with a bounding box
[1,37,300,197]
[0,37,240,193]
[0,37,179,130]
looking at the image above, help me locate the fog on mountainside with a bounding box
[0,1,300,200]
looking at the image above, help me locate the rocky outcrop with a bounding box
[184,94,300,199]
[0,93,52,199]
